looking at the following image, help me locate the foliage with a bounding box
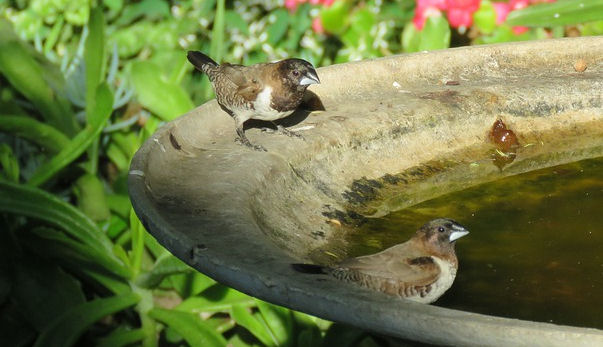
[0,0,600,346]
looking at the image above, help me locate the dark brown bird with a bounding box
[187,51,320,151]
[293,218,469,304]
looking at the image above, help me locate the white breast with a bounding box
[408,256,457,304]
[251,86,292,121]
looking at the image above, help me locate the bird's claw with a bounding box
[262,125,305,140]
[235,137,267,152]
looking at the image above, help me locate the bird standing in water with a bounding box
[293,218,469,304]
[187,51,320,151]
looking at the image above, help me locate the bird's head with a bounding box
[278,58,320,90]
[416,218,469,255]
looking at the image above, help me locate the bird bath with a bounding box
[129,37,603,346]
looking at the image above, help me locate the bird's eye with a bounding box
[292,70,300,76]
[438,226,445,233]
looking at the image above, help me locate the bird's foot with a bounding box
[262,125,304,140]
[235,137,267,152]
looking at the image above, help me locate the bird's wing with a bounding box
[339,242,440,286]
[219,63,264,101]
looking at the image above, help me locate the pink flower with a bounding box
[312,17,325,34]
[492,2,510,25]
[413,0,447,30]
[445,0,480,28]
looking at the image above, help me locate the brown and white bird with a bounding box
[187,51,320,151]
[293,218,469,304]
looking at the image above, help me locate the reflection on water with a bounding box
[348,156,603,329]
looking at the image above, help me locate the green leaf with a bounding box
[0,144,19,182]
[85,8,106,119]
[0,115,70,153]
[27,83,113,186]
[0,180,129,277]
[170,272,216,298]
[256,300,293,347]
[473,1,497,34]
[225,10,249,35]
[0,21,78,136]
[419,15,451,51]
[34,292,139,347]
[267,9,289,45]
[96,328,146,347]
[73,173,111,221]
[401,22,421,53]
[136,254,191,288]
[176,284,255,313]
[320,0,351,35]
[148,308,227,347]
[130,61,194,121]
[230,305,275,346]
[29,227,131,281]
[506,0,603,27]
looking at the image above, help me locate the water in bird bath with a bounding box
[344,156,603,329]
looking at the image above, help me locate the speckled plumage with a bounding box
[187,51,320,151]
[293,218,469,304]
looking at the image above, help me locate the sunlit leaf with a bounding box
[176,284,255,313]
[230,305,275,346]
[130,61,194,121]
[148,308,227,347]
[28,83,113,186]
[506,0,603,27]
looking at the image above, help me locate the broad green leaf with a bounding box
[0,21,78,136]
[419,15,451,51]
[224,10,249,35]
[401,22,421,53]
[176,284,255,312]
[28,83,113,186]
[34,292,139,347]
[115,0,170,26]
[148,308,227,347]
[170,272,216,298]
[0,144,19,182]
[320,0,351,35]
[85,8,107,120]
[130,61,194,121]
[230,305,275,346]
[473,1,497,34]
[96,327,146,347]
[256,300,293,347]
[73,173,111,221]
[0,115,70,153]
[0,181,129,277]
[506,0,603,27]
[129,208,145,276]
[267,9,289,45]
[106,194,131,219]
[136,254,191,288]
[30,225,129,277]
[12,256,85,331]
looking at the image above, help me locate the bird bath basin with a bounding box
[129,37,603,346]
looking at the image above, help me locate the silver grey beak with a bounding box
[449,224,469,243]
[300,70,320,85]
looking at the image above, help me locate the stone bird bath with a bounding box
[129,37,603,346]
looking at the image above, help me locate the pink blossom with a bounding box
[445,0,480,28]
[412,0,447,30]
[312,17,325,34]
[492,2,510,25]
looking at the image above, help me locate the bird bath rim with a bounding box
[129,37,603,346]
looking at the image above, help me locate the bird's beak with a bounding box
[449,225,469,243]
[300,70,320,85]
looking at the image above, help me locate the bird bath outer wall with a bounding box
[129,37,603,346]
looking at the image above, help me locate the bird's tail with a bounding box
[291,263,327,274]
[187,51,218,75]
